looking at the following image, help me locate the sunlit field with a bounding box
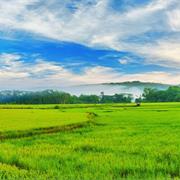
[0,103,180,179]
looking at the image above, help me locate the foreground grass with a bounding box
[0,103,180,179]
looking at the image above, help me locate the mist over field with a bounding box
[62,84,142,96]
[62,82,170,97]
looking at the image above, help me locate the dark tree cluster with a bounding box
[101,94,132,103]
[142,86,180,102]
[0,90,133,104]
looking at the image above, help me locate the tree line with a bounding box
[0,86,179,104]
[141,86,180,102]
[0,90,132,104]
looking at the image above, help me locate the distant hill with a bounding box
[102,81,171,87]
[62,81,171,97]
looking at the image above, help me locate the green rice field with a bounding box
[0,103,180,179]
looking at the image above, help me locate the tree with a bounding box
[142,86,180,102]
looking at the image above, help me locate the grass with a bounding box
[0,103,180,179]
[0,109,87,132]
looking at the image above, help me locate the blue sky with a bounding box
[0,0,180,89]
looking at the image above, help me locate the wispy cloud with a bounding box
[0,0,177,43]
[125,40,180,68]
[0,0,180,86]
[168,8,180,32]
[0,53,179,90]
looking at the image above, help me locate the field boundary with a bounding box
[0,120,95,141]
[0,104,136,110]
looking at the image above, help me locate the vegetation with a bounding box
[0,109,87,132]
[142,86,180,102]
[0,85,179,105]
[0,90,132,104]
[0,103,180,179]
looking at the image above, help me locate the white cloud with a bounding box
[0,0,178,45]
[0,53,179,90]
[168,9,180,32]
[118,56,133,65]
[124,40,180,68]
[0,0,180,86]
